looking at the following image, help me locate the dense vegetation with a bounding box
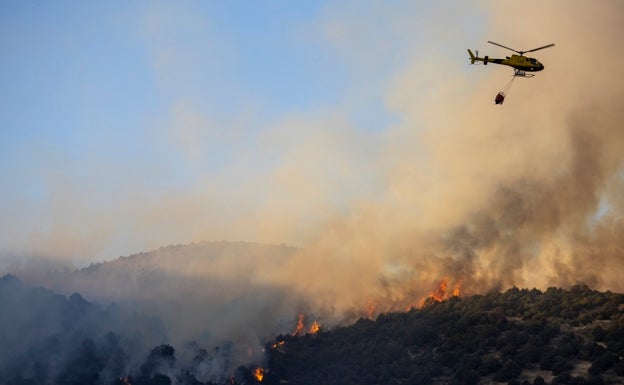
[263,286,624,385]
[1,273,623,385]
[0,274,237,385]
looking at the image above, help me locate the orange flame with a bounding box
[271,340,285,349]
[253,367,264,382]
[309,320,321,334]
[367,299,377,319]
[291,314,322,335]
[417,277,461,308]
[292,314,305,336]
[453,280,462,297]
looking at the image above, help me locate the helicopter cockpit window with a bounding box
[530,58,538,64]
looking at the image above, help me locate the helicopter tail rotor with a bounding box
[467,49,477,64]
[468,49,488,65]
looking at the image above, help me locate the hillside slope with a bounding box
[261,286,624,385]
[3,273,624,384]
[19,242,304,354]
[38,241,298,301]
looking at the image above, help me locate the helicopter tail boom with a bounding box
[468,49,489,65]
[467,49,477,64]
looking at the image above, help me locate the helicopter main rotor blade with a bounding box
[487,41,520,54]
[524,43,555,53]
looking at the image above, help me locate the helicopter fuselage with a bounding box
[468,50,544,72]
[489,54,544,72]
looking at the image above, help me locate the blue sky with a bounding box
[0,1,437,261]
[0,1,393,187]
[2,1,620,276]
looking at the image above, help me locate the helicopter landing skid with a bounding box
[514,70,535,78]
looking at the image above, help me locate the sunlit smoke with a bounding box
[2,1,624,382]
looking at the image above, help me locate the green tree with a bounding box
[493,360,521,382]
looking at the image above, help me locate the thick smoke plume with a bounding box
[2,2,624,381]
[253,2,624,316]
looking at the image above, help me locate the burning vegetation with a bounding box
[309,320,321,334]
[262,285,624,385]
[417,277,462,309]
[292,314,321,336]
[253,367,265,382]
[2,273,623,385]
[367,299,378,319]
[271,340,285,349]
[292,314,305,336]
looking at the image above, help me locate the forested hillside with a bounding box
[2,274,623,385]
[262,286,624,385]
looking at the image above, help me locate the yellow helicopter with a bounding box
[468,41,554,105]
[468,41,555,78]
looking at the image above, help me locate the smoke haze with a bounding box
[1,0,624,373]
[1,3,624,382]
[253,1,624,313]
